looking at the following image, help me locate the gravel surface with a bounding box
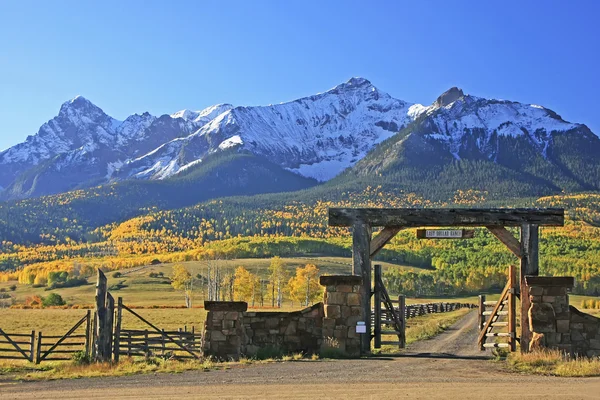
[2,311,599,399]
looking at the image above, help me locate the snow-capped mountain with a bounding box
[0,78,597,201]
[115,77,417,182]
[343,87,600,198]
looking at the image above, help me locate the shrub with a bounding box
[0,288,5,293]
[42,293,66,307]
[112,272,122,278]
[9,284,17,291]
[25,295,43,308]
[150,259,161,265]
[149,272,159,278]
[48,277,88,290]
[71,350,92,365]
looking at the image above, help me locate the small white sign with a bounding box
[356,321,366,334]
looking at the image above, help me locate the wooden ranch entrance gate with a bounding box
[328,207,564,354]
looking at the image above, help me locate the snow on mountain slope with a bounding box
[117,77,416,181]
[416,88,581,160]
[0,79,594,201]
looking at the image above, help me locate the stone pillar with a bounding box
[525,276,574,353]
[203,301,247,361]
[319,275,365,357]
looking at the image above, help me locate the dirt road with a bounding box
[2,311,599,399]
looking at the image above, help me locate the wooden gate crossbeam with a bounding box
[370,227,403,257]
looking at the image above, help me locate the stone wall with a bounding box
[526,276,600,357]
[244,303,323,356]
[203,275,367,360]
[203,301,247,360]
[320,275,364,357]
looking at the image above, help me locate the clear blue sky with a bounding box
[1,0,599,151]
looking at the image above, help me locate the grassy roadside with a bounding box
[1,309,473,381]
[507,349,600,377]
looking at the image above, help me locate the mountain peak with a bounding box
[327,77,374,93]
[59,95,100,115]
[345,77,371,87]
[433,87,464,108]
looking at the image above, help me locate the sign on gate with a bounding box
[416,229,475,239]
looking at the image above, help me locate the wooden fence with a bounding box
[118,328,202,359]
[36,311,92,363]
[0,328,35,362]
[114,298,203,361]
[374,301,476,326]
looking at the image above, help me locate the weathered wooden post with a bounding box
[29,330,35,363]
[398,295,406,348]
[105,293,115,359]
[478,295,486,332]
[35,332,42,364]
[95,269,109,362]
[373,264,382,349]
[520,224,539,353]
[508,265,517,352]
[352,220,372,354]
[84,310,91,358]
[91,311,97,359]
[113,297,123,362]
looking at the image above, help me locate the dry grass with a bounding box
[0,308,208,335]
[0,257,419,307]
[0,357,219,381]
[508,349,600,377]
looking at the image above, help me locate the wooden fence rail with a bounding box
[36,311,91,364]
[118,328,202,360]
[374,302,476,326]
[0,328,35,362]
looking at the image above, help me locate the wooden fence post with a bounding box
[29,330,35,363]
[508,265,517,352]
[105,293,115,359]
[84,310,91,358]
[113,297,123,362]
[478,295,486,332]
[35,332,42,364]
[95,269,109,362]
[91,311,97,359]
[373,264,382,349]
[399,295,406,348]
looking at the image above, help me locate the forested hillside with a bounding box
[2,188,600,296]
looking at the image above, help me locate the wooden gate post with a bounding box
[508,265,517,352]
[84,310,91,358]
[352,220,372,355]
[95,269,109,362]
[35,332,42,364]
[113,297,123,362]
[478,295,486,332]
[105,293,115,359]
[398,295,406,348]
[373,264,382,349]
[520,224,539,353]
[29,330,35,363]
